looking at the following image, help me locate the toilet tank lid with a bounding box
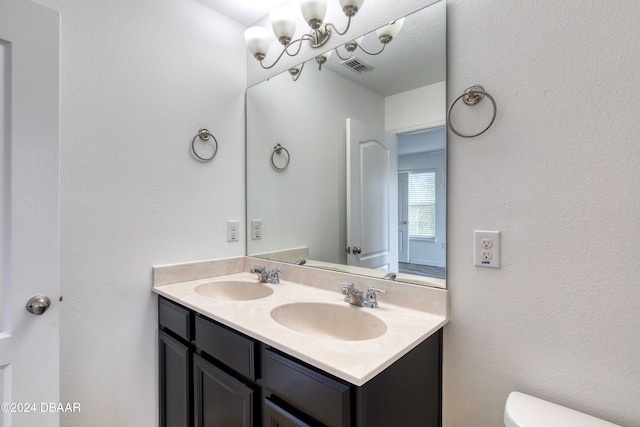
[504,392,620,427]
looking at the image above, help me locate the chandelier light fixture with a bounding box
[335,18,404,60]
[244,0,366,69]
[286,17,404,81]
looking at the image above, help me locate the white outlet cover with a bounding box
[474,230,501,268]
[251,219,262,240]
[227,220,240,242]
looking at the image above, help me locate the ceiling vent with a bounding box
[340,57,374,74]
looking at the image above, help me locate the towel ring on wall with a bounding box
[271,143,290,171]
[191,128,218,161]
[447,85,497,138]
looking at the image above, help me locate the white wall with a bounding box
[444,1,640,426]
[386,81,446,133]
[24,0,640,426]
[29,0,246,425]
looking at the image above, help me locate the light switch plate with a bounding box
[474,230,501,268]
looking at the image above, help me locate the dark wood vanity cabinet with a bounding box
[262,337,442,427]
[158,297,192,427]
[158,296,442,427]
[158,296,259,427]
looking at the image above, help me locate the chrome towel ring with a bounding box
[447,85,497,138]
[271,143,290,171]
[191,128,218,161]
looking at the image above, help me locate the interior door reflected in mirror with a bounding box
[246,1,446,288]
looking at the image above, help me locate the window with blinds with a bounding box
[408,171,436,239]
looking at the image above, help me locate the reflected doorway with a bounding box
[396,127,446,279]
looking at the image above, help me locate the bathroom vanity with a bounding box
[154,257,448,427]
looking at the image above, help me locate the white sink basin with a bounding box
[271,302,387,341]
[194,281,273,301]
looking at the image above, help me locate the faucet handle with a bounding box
[338,281,354,294]
[365,286,387,308]
[338,281,355,302]
[267,267,283,284]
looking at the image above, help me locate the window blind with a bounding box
[408,171,435,239]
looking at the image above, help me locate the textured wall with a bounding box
[444,1,640,426]
[24,0,640,426]
[29,0,246,425]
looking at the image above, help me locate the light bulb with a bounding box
[344,36,364,53]
[270,6,296,45]
[315,49,332,70]
[244,27,270,60]
[339,0,365,16]
[319,49,332,60]
[377,18,404,44]
[300,0,327,29]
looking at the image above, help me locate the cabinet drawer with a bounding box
[264,398,312,427]
[264,349,351,427]
[158,297,191,342]
[195,315,257,381]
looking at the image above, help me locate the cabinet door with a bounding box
[193,353,254,427]
[159,330,191,427]
[264,399,313,427]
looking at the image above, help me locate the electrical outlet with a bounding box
[480,238,492,249]
[251,220,262,240]
[474,230,501,268]
[227,220,239,242]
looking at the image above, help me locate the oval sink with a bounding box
[194,281,273,301]
[271,302,387,341]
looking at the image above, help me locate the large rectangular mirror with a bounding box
[246,1,446,288]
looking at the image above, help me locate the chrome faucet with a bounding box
[339,282,387,308]
[249,265,283,284]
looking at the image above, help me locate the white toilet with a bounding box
[504,391,621,427]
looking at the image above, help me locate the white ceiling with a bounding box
[322,1,446,97]
[195,0,286,26]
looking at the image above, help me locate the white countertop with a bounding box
[153,262,447,386]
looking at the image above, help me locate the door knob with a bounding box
[353,246,362,255]
[26,295,51,315]
[402,221,408,225]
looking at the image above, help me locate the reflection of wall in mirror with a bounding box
[247,67,445,267]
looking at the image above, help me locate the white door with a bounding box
[0,1,60,426]
[398,172,409,263]
[346,118,398,272]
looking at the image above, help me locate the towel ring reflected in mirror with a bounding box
[447,85,497,138]
[191,128,218,161]
[271,143,290,171]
